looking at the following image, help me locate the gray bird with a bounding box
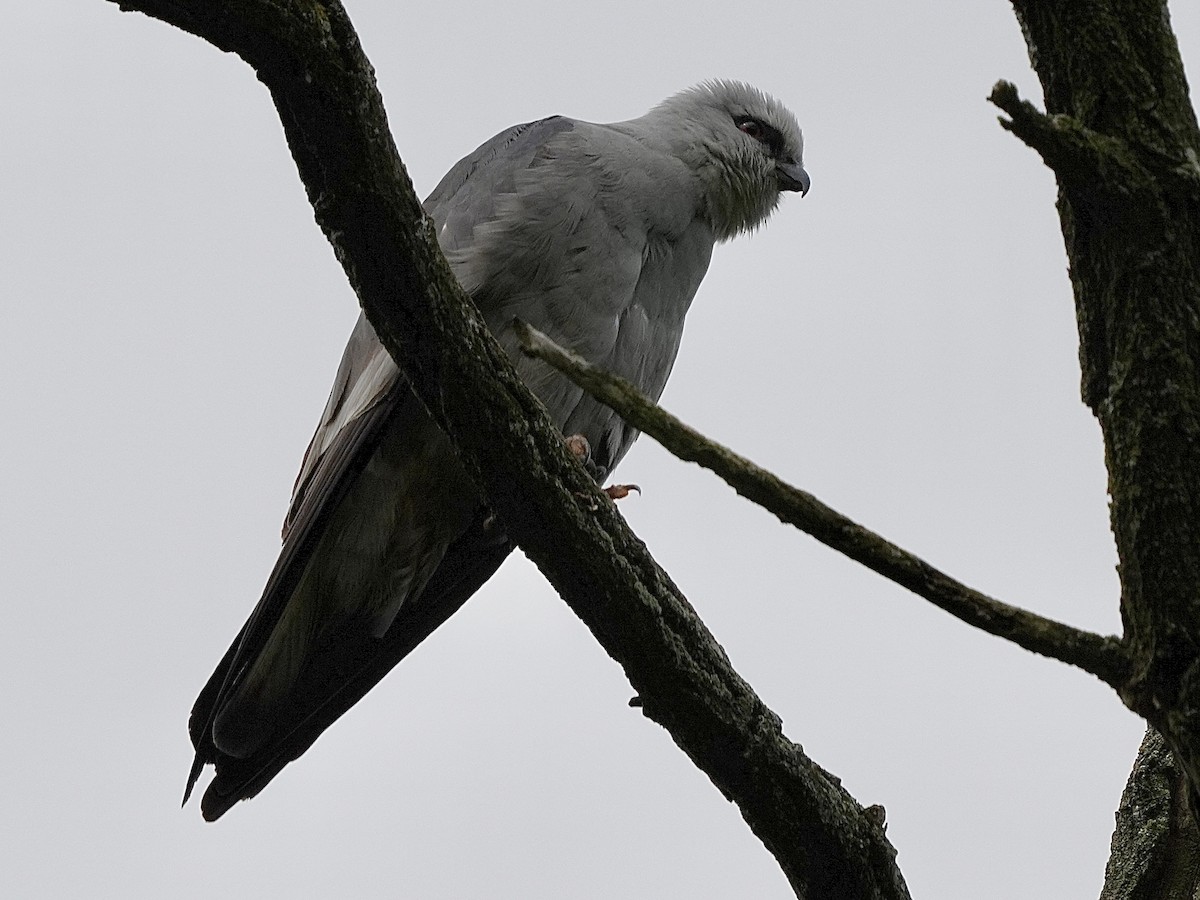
[185,80,808,820]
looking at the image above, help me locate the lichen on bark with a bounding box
[1004,0,1200,893]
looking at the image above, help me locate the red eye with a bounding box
[738,119,764,140]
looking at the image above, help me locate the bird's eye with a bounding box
[738,118,765,141]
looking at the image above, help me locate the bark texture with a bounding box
[1003,1,1200,723]
[1100,727,1200,900]
[1006,0,1200,775]
[108,1,909,896]
[999,0,1200,892]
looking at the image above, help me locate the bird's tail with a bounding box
[185,512,513,821]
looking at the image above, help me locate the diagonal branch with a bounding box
[516,321,1132,687]
[107,0,911,896]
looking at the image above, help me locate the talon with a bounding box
[604,483,640,501]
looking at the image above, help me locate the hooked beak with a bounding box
[776,160,811,196]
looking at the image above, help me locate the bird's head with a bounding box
[654,80,807,241]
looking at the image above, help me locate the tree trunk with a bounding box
[998,0,1200,892]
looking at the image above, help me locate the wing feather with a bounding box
[283,314,402,542]
[187,117,582,812]
[195,512,513,820]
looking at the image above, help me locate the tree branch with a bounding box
[107,0,910,896]
[516,321,1132,687]
[989,80,1200,225]
[1100,727,1200,900]
[1005,0,1200,880]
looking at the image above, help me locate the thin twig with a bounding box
[516,320,1131,688]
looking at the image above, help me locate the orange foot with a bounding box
[564,433,641,503]
[603,483,641,501]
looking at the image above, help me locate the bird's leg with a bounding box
[563,434,599,476]
[563,433,640,502]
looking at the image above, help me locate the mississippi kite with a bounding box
[186,80,808,819]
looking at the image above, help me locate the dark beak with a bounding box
[776,160,811,196]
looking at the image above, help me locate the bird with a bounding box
[185,80,808,820]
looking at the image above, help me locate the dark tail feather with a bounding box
[190,515,513,821]
[183,618,251,805]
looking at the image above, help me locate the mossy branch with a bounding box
[989,80,1200,204]
[1099,727,1200,900]
[1001,0,1200,890]
[516,320,1131,687]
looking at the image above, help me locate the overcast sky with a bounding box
[4,2,1198,898]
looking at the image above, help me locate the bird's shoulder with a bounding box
[428,116,702,257]
[424,116,574,241]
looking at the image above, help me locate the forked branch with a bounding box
[517,320,1131,687]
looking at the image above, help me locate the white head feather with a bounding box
[649,80,807,241]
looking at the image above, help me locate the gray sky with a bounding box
[4,2,1197,897]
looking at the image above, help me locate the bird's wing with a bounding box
[185,317,405,800]
[453,119,713,474]
[195,511,513,820]
[186,116,579,814]
[282,312,402,543]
